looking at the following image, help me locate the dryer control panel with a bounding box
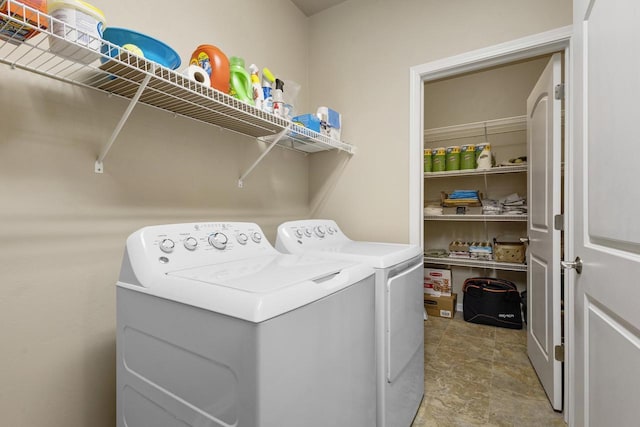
[127,222,275,270]
[276,219,350,251]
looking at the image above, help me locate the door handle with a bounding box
[561,257,583,274]
[520,237,530,244]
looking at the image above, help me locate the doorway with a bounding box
[408,26,572,422]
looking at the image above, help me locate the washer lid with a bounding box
[167,254,352,292]
[119,253,373,323]
[293,241,422,269]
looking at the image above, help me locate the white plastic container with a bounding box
[48,0,106,64]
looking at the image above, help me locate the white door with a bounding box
[570,1,640,425]
[526,53,563,411]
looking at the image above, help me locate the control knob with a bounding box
[295,229,304,238]
[236,233,249,245]
[314,225,326,237]
[327,226,336,235]
[303,228,312,238]
[183,236,198,251]
[251,232,262,243]
[208,232,228,250]
[159,238,175,253]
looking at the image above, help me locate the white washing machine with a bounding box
[116,221,377,427]
[276,219,424,427]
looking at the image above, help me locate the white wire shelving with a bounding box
[424,214,527,222]
[423,256,527,272]
[424,164,527,178]
[0,0,355,186]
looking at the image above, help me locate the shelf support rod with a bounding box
[95,73,153,173]
[238,124,292,188]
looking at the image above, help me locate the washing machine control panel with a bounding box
[132,222,275,268]
[276,219,349,251]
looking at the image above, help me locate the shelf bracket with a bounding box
[238,124,292,188]
[95,73,153,173]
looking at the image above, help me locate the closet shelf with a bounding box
[0,0,355,180]
[424,164,527,178]
[424,115,526,143]
[424,214,527,222]
[423,256,527,272]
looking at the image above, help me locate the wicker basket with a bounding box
[493,239,526,263]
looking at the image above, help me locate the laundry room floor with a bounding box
[412,314,566,427]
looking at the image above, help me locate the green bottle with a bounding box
[229,56,254,105]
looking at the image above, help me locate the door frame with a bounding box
[408,25,573,420]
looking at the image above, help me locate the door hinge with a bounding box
[554,214,564,231]
[554,83,565,100]
[554,344,565,362]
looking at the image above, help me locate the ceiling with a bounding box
[291,0,347,16]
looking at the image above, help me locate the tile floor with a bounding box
[411,314,566,427]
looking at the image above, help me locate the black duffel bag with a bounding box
[462,277,523,329]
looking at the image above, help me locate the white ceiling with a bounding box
[291,0,347,16]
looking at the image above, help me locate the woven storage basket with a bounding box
[493,239,525,263]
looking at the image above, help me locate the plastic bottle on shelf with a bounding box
[229,57,254,105]
[282,79,300,120]
[249,64,264,110]
[272,79,285,117]
[190,44,230,93]
[262,67,276,113]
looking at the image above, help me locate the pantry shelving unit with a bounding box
[423,144,528,272]
[0,0,355,186]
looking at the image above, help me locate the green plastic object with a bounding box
[229,56,254,105]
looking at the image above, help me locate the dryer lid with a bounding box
[311,241,422,269]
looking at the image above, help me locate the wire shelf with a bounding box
[424,214,527,222]
[423,256,527,272]
[424,164,527,178]
[0,0,355,163]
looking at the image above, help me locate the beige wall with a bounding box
[424,56,551,129]
[0,1,309,426]
[307,0,572,243]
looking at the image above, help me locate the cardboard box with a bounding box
[424,267,452,296]
[317,106,342,140]
[424,293,457,318]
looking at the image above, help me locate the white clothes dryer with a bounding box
[116,221,376,427]
[276,219,424,427]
